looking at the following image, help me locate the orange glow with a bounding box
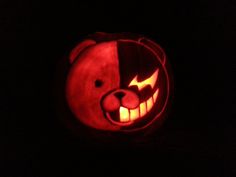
[127,88,158,121]
[119,106,129,122]
[130,107,139,121]
[66,32,171,131]
[146,97,153,112]
[153,89,159,102]
[129,69,159,91]
[139,102,147,117]
[107,87,159,125]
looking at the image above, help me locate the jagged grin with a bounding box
[105,88,159,125]
[104,69,159,126]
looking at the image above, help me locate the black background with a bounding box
[1,0,234,177]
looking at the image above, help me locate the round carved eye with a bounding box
[94,79,103,88]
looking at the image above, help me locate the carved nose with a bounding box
[102,89,139,112]
[114,91,126,100]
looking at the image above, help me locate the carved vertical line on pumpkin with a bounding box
[128,109,131,121]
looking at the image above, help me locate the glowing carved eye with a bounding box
[129,69,159,91]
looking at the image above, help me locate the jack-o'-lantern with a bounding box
[66,32,171,132]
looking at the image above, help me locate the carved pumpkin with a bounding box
[66,32,171,132]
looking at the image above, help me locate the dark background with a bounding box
[1,0,234,176]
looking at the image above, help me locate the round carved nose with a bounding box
[114,91,126,100]
[102,89,139,112]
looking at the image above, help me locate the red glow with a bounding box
[65,32,171,132]
[69,39,96,63]
[66,41,120,131]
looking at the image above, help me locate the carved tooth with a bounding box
[146,96,153,112]
[119,106,129,122]
[139,102,146,117]
[130,107,140,121]
[153,89,159,103]
[119,88,159,122]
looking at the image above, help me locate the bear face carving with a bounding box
[66,33,171,132]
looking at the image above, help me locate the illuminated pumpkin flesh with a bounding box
[66,33,171,131]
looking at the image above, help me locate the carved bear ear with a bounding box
[138,37,166,65]
[69,39,96,64]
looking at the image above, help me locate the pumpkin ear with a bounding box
[138,38,166,65]
[69,39,96,64]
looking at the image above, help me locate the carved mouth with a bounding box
[106,88,159,125]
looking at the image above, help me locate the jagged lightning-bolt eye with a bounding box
[129,69,159,91]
